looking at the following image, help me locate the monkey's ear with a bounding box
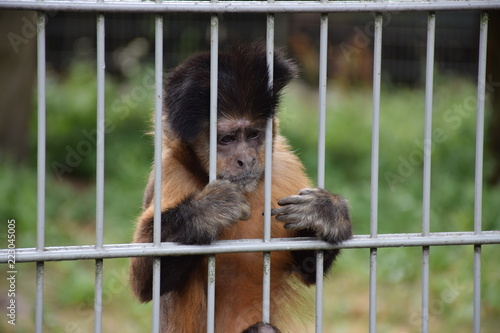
[273,50,299,97]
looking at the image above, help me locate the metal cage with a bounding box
[1,1,500,333]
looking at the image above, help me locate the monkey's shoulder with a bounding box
[141,147,206,212]
[163,144,207,184]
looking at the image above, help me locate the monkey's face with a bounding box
[216,118,266,192]
[195,117,266,192]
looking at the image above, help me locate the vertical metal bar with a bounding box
[369,13,383,333]
[422,15,435,237]
[209,11,219,183]
[35,11,46,333]
[473,245,481,333]
[474,14,488,235]
[368,248,377,333]
[207,8,219,333]
[94,259,103,333]
[152,258,161,333]
[315,8,328,333]
[315,250,324,332]
[473,11,488,333]
[35,262,44,333]
[422,11,435,236]
[36,13,46,256]
[153,8,164,248]
[95,9,105,252]
[264,11,274,245]
[421,247,430,333]
[262,9,274,324]
[207,255,216,332]
[421,12,435,333]
[152,10,164,333]
[317,13,328,189]
[94,11,105,333]
[370,17,382,239]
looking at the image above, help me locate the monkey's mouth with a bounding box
[231,174,261,193]
[220,171,262,187]
[229,175,259,185]
[234,176,258,185]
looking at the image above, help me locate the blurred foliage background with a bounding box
[1,9,499,333]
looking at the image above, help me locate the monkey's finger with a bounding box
[274,212,303,225]
[283,223,303,230]
[270,206,287,216]
[277,195,309,206]
[272,202,306,216]
[299,188,317,195]
[282,219,309,230]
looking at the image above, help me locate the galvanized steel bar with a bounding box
[35,262,44,333]
[422,11,435,239]
[473,11,488,333]
[315,8,329,332]
[2,232,499,263]
[421,12,435,333]
[264,9,274,245]
[94,11,106,333]
[35,11,47,333]
[369,248,377,333]
[207,255,216,332]
[262,250,271,322]
[153,14,164,249]
[370,13,382,240]
[315,250,324,333]
[96,12,105,251]
[474,12,488,236]
[209,14,218,183]
[152,257,161,333]
[262,9,274,324]
[152,10,164,333]
[369,13,383,333]
[36,12,46,255]
[473,245,481,333]
[421,247,430,332]
[94,259,104,333]
[3,1,500,13]
[317,11,328,190]
[207,8,219,332]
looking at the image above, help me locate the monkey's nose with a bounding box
[237,157,256,169]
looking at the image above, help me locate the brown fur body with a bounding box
[133,135,310,332]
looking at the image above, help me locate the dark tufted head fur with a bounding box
[163,42,298,143]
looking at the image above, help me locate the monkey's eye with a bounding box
[218,135,236,145]
[247,130,261,140]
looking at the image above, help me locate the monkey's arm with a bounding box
[130,180,250,302]
[271,188,352,284]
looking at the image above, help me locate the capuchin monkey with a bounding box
[130,42,352,332]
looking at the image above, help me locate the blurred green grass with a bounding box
[1,61,499,333]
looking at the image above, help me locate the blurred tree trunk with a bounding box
[487,11,500,185]
[0,10,37,163]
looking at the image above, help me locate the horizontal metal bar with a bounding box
[1,1,499,13]
[2,232,499,263]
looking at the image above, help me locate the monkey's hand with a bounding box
[147,179,250,247]
[192,179,251,230]
[130,180,250,301]
[271,188,352,244]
